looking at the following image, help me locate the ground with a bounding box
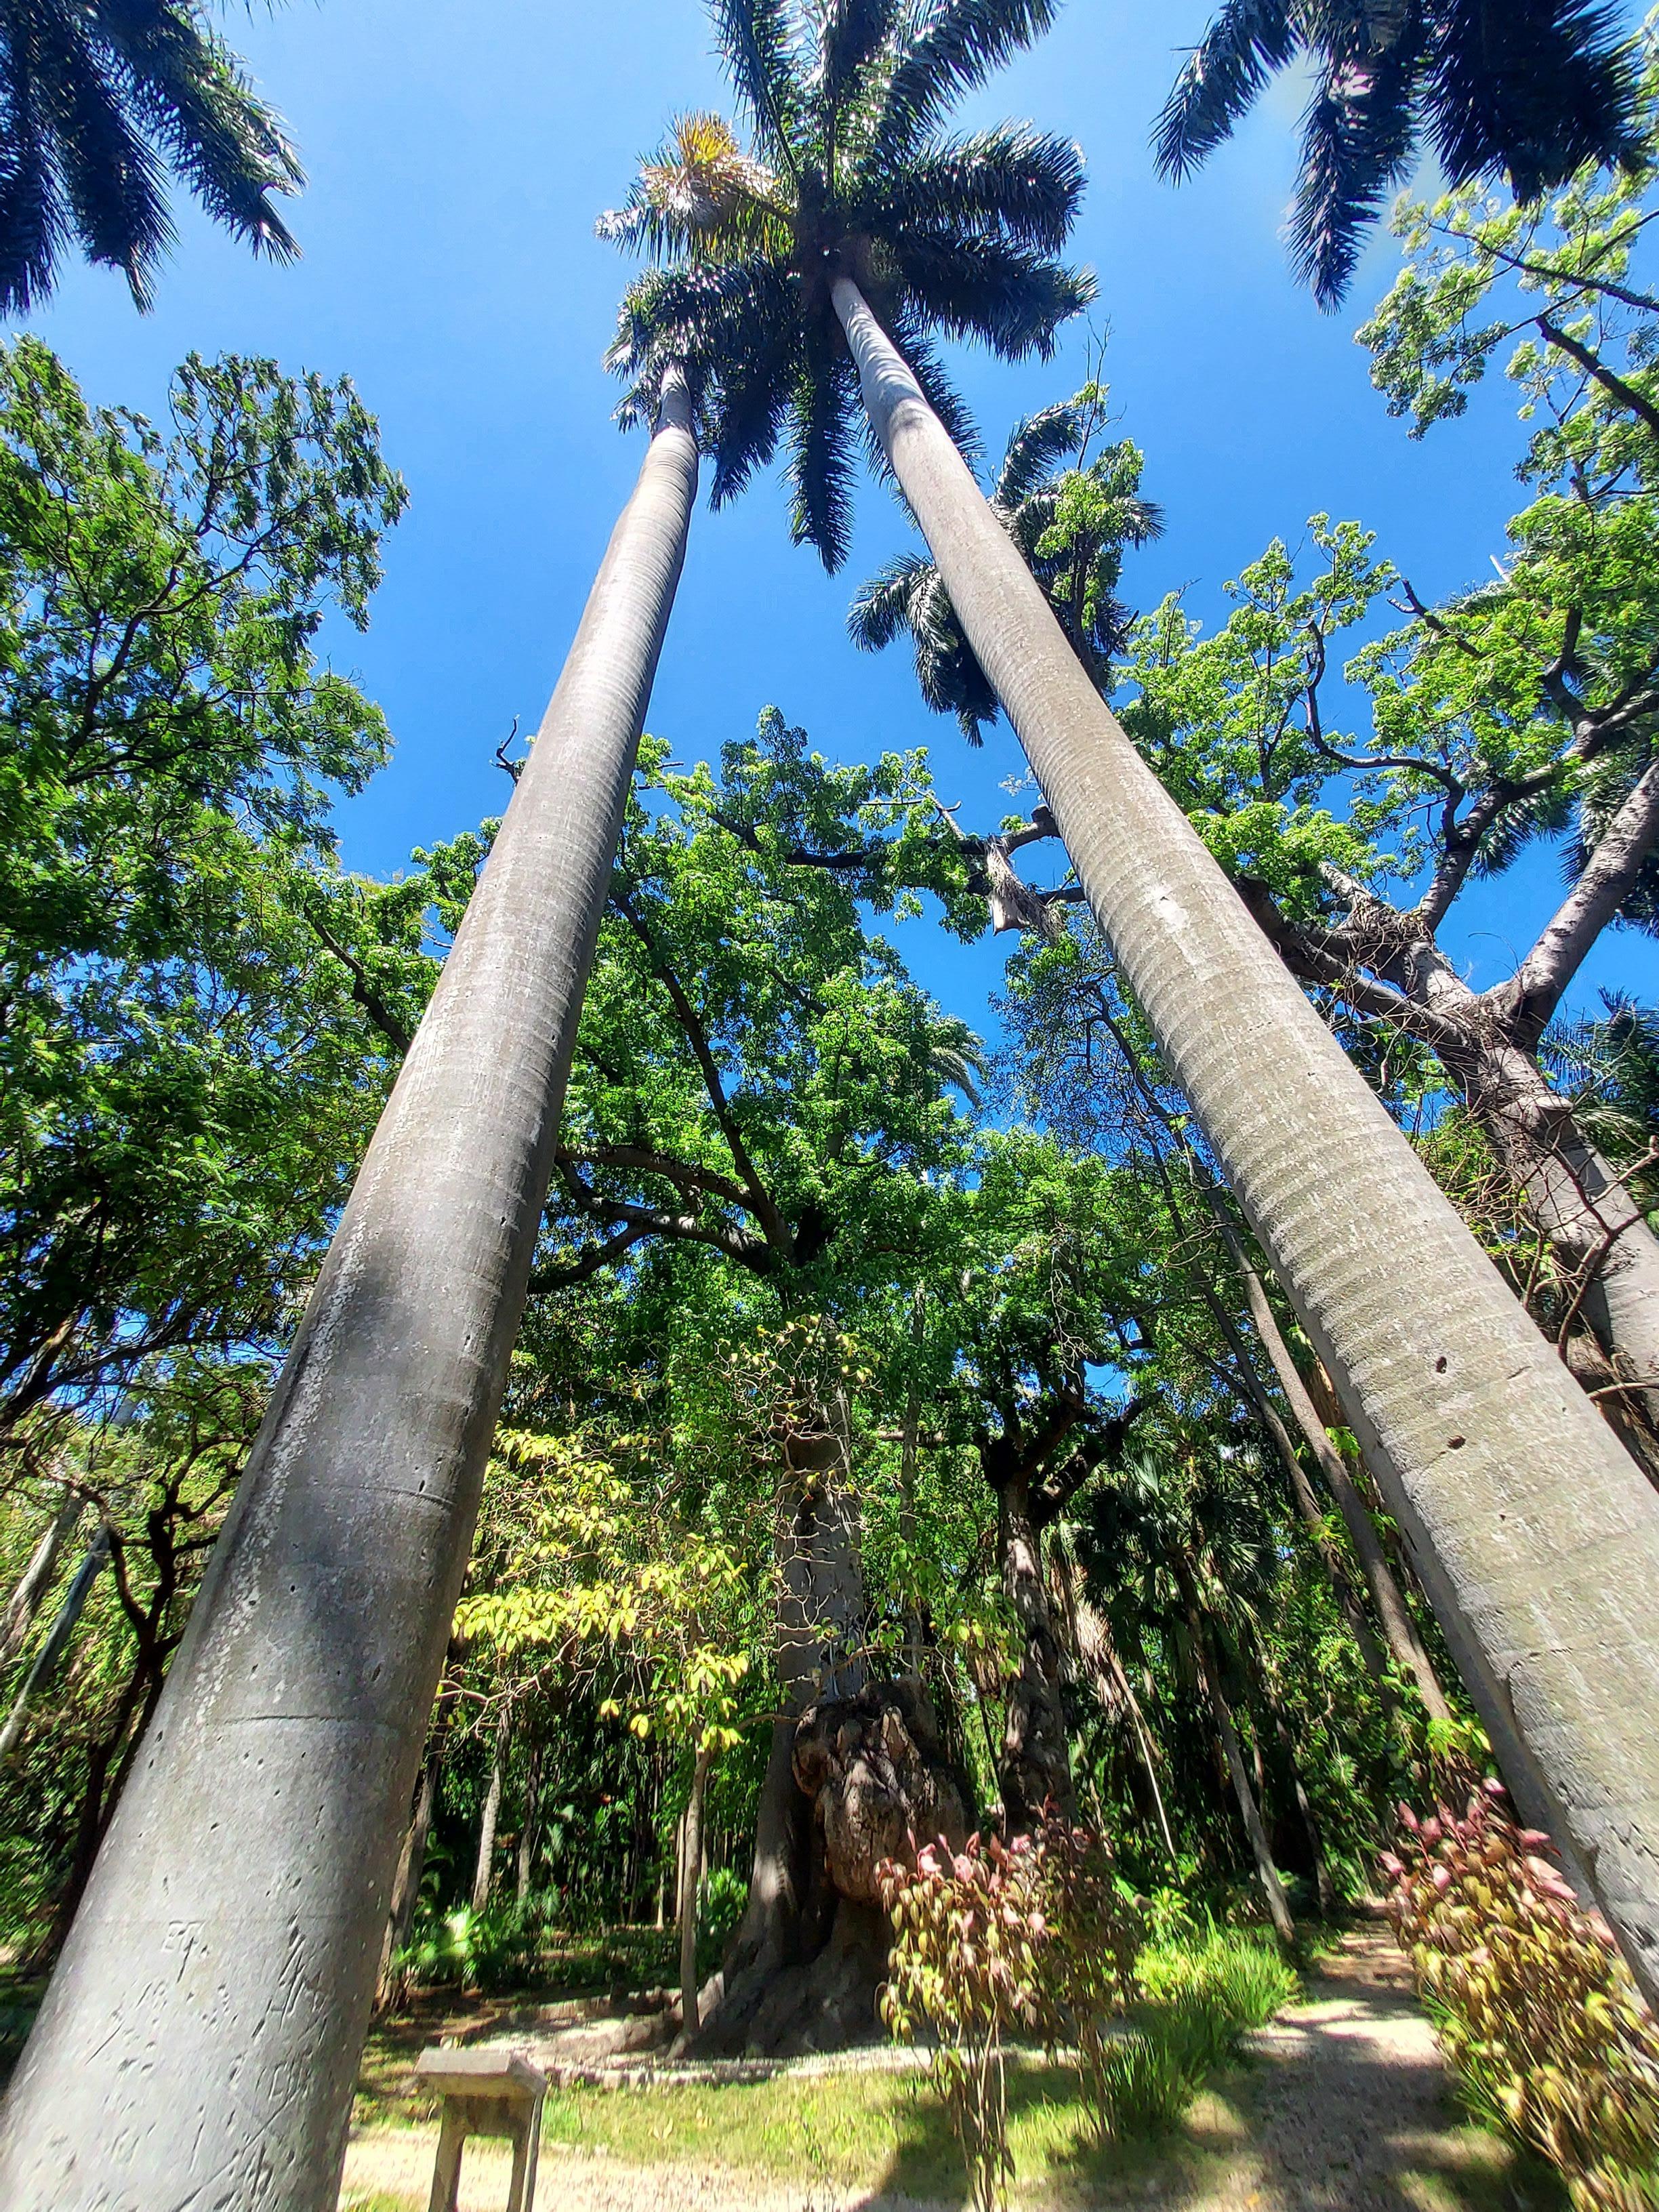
[340,1931,1561,2211]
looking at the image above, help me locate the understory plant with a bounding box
[1086,1926,1300,2145]
[1382,1782,1659,2209]
[878,1820,1136,2212]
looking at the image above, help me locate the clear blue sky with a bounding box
[22,0,1654,1041]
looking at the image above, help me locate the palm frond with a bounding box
[785,352,860,567]
[892,231,1094,359]
[815,0,902,101]
[1423,0,1642,200]
[847,554,934,650]
[110,7,302,260]
[598,112,789,264]
[1153,0,1296,181]
[1290,26,1427,310]
[0,29,64,312]
[873,0,1060,160]
[994,394,1092,506]
[38,6,172,300]
[710,0,805,174]
[859,123,1084,251]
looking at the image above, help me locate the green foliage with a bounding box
[0,337,416,1434]
[878,1827,1053,2212]
[1383,1782,1659,2209]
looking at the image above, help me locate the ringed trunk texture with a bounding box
[833,273,1659,2007]
[0,377,699,2209]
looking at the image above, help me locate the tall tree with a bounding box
[0,355,699,2205]
[611,0,1659,2006]
[0,0,304,311]
[1154,0,1641,303]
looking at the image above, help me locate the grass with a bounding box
[343,2058,1245,2208]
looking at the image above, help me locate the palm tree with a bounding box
[607,0,1659,2007]
[848,380,1161,737]
[0,0,306,312]
[0,377,701,2203]
[1153,0,1642,305]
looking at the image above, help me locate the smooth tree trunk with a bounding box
[0,1493,82,1669]
[832,273,1659,2006]
[0,376,700,2211]
[1173,1562,1294,1946]
[516,1742,542,1908]
[471,1710,509,1914]
[1207,1205,1452,1721]
[0,1525,110,1765]
[679,1741,712,2040]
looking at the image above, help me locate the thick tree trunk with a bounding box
[832,273,1659,2006]
[701,1411,968,2054]
[1473,1036,1659,1429]
[0,375,700,2209]
[471,1710,508,1915]
[0,1494,82,1670]
[993,1470,1073,1830]
[678,1742,712,2041]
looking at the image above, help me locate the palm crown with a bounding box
[0,0,303,313]
[600,0,1093,569]
[848,380,1161,737]
[1155,0,1642,307]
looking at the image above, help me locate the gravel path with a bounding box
[340,1930,1529,2211]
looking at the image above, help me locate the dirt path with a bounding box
[340,1931,1539,2211]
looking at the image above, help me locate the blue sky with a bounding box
[22,0,1654,1044]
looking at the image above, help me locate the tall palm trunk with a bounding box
[831,272,1659,2006]
[0,375,700,2211]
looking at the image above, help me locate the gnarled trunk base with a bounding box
[697,1679,970,2055]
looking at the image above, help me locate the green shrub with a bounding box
[1084,2024,1203,2141]
[1382,1782,1659,2211]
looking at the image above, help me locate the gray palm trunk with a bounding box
[0,1492,82,1669]
[831,272,1659,2007]
[0,375,699,2210]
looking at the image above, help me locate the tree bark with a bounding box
[832,271,1659,2007]
[678,1742,712,2041]
[471,1709,509,1915]
[0,375,700,2209]
[0,1494,82,1671]
[1207,1208,1452,1721]
[0,1525,110,1765]
[991,1466,1073,1830]
[516,1741,542,1909]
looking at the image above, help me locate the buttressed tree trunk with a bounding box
[989,1458,1073,1831]
[701,1408,968,2053]
[0,374,699,2210]
[832,271,1659,2007]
